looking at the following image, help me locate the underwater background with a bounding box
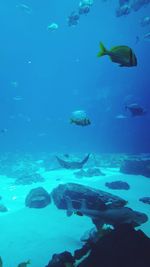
[0,0,150,153]
[0,1,150,267]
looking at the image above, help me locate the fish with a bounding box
[17,260,31,267]
[97,42,137,67]
[16,4,32,14]
[68,12,80,27]
[143,32,150,41]
[140,16,150,27]
[47,23,59,32]
[56,154,90,169]
[115,114,127,119]
[66,197,148,228]
[125,103,147,116]
[116,4,131,17]
[70,117,91,126]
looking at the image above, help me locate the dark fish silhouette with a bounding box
[125,103,147,117]
[56,154,90,169]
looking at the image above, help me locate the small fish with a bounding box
[143,32,150,41]
[97,42,137,67]
[116,4,131,17]
[16,3,32,14]
[140,16,150,27]
[17,259,31,267]
[68,12,80,27]
[115,114,127,119]
[47,23,59,32]
[125,103,147,117]
[70,118,91,126]
[135,36,140,44]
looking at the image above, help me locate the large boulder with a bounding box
[120,159,150,177]
[51,183,127,211]
[25,187,51,208]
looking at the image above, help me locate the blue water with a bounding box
[0,2,150,266]
[0,0,150,153]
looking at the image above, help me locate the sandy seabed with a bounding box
[0,167,150,267]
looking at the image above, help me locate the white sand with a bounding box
[0,167,150,267]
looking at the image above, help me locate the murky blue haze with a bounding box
[0,0,150,153]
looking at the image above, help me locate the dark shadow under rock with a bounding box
[0,204,8,212]
[15,172,45,185]
[74,168,105,178]
[105,180,130,190]
[120,159,150,177]
[77,224,150,267]
[25,187,51,208]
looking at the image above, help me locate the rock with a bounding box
[120,159,150,177]
[51,183,127,211]
[74,168,105,178]
[105,181,130,190]
[76,224,150,267]
[15,172,45,185]
[139,197,150,205]
[46,251,75,267]
[80,227,98,243]
[91,207,148,229]
[25,187,51,208]
[0,204,8,212]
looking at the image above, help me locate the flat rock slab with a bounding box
[51,183,127,211]
[120,159,150,177]
[105,181,130,190]
[139,197,150,205]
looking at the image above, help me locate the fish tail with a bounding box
[97,42,108,57]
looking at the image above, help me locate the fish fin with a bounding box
[66,196,74,216]
[81,154,90,166]
[97,42,107,57]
